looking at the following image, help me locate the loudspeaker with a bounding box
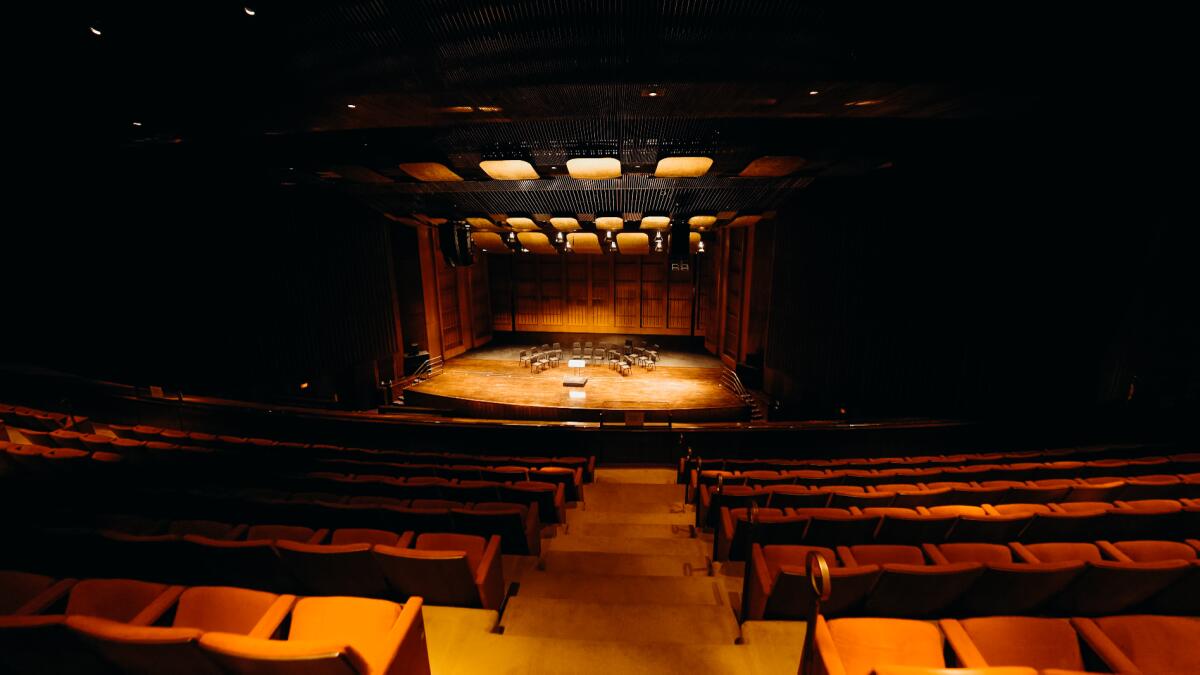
[668,217,690,263]
[438,221,474,267]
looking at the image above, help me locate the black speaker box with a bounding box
[669,217,690,262]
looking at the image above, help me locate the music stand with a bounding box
[563,358,588,387]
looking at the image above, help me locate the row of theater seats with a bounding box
[309,458,584,500]
[0,404,91,432]
[0,573,431,675]
[815,614,1199,675]
[11,520,505,610]
[696,466,1200,506]
[745,539,1199,620]
[714,499,1199,555]
[680,444,1188,474]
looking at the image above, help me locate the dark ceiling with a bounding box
[50,1,1183,221]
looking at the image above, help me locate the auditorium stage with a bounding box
[402,344,749,423]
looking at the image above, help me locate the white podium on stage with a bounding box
[563,358,589,387]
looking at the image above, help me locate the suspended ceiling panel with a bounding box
[471,232,509,252]
[655,157,714,178]
[397,162,464,182]
[739,156,807,177]
[505,217,540,231]
[550,217,581,231]
[688,215,717,229]
[480,160,540,180]
[639,216,671,230]
[566,158,622,179]
[594,216,625,231]
[616,232,650,254]
[567,232,603,254]
[518,231,557,254]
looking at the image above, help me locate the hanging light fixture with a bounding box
[697,240,706,253]
[556,231,565,243]
[609,239,618,252]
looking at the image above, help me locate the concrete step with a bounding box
[516,571,727,605]
[566,508,694,527]
[593,468,679,484]
[568,522,694,538]
[500,597,740,645]
[583,482,686,506]
[546,534,708,557]
[542,550,709,577]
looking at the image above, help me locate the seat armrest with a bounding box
[306,528,330,544]
[397,531,416,548]
[835,546,857,567]
[248,594,297,639]
[939,618,989,668]
[813,615,846,675]
[475,535,505,611]
[380,598,432,675]
[1095,540,1132,562]
[1009,541,1039,563]
[922,543,949,565]
[228,524,249,539]
[717,507,736,562]
[981,504,1001,515]
[745,544,772,621]
[130,585,186,626]
[14,578,76,616]
[1069,618,1143,675]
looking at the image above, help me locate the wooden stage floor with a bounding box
[403,357,749,423]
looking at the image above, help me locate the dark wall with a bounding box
[761,151,1196,420]
[11,146,404,407]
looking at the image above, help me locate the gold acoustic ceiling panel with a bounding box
[639,216,671,230]
[518,231,557,254]
[550,217,581,231]
[505,216,541,231]
[688,215,717,229]
[616,232,650,255]
[479,159,540,180]
[471,232,509,252]
[739,156,807,177]
[567,232,602,254]
[397,162,464,182]
[467,217,501,231]
[654,156,713,178]
[594,216,625,231]
[566,157,622,179]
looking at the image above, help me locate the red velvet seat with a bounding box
[1015,542,1190,615]
[765,485,832,509]
[373,533,504,610]
[452,502,541,555]
[925,543,1085,616]
[745,544,878,619]
[716,506,808,561]
[1072,615,1200,675]
[868,507,956,544]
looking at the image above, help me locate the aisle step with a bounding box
[542,550,709,577]
[500,597,739,644]
[516,572,726,605]
[547,534,707,557]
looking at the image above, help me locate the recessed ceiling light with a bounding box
[477,105,502,113]
[89,26,102,36]
[346,104,356,109]
[809,90,819,95]
[131,121,142,127]
[648,92,658,97]
[566,157,621,180]
[845,100,883,107]
[244,7,256,16]
[654,156,713,178]
[479,159,539,180]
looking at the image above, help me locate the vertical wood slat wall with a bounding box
[486,254,697,335]
[416,226,492,360]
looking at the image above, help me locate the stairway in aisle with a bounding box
[424,467,807,674]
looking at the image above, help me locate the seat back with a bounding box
[955,616,1084,671]
[276,542,389,598]
[67,616,219,675]
[952,561,1085,616]
[373,546,480,607]
[180,537,292,592]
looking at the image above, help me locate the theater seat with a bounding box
[1098,540,1200,615]
[331,528,405,546]
[815,616,947,675]
[925,543,1084,616]
[276,541,396,598]
[801,509,882,547]
[943,617,1089,671]
[746,544,878,619]
[245,525,327,544]
[1015,542,1191,615]
[374,533,504,610]
[1072,615,1200,675]
[867,508,956,545]
[67,587,295,675]
[199,596,431,675]
[716,506,807,561]
[168,520,247,540]
[766,485,833,509]
[0,570,74,615]
[179,536,293,592]
[453,503,541,555]
[0,579,182,673]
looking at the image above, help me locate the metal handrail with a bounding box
[719,367,749,397]
[798,551,832,675]
[399,355,444,388]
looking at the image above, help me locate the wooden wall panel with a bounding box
[487,254,698,335]
[436,248,464,354]
[488,256,513,331]
[722,228,746,362]
[469,257,493,343]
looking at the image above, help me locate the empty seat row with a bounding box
[10,525,505,609]
[312,458,584,500]
[0,404,91,432]
[717,500,1198,554]
[814,614,1199,675]
[746,539,1199,620]
[0,575,430,675]
[682,444,1190,476]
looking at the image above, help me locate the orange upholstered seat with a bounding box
[331,528,404,546]
[868,508,956,544]
[765,485,832,509]
[944,617,1088,671]
[276,540,398,598]
[199,596,431,675]
[925,543,1084,616]
[1073,614,1200,675]
[453,503,541,555]
[245,524,326,544]
[816,616,946,675]
[0,570,74,616]
[716,506,808,561]
[373,533,504,609]
[1016,542,1191,615]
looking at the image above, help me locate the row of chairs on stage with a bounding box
[0,575,431,675]
[519,340,659,373]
